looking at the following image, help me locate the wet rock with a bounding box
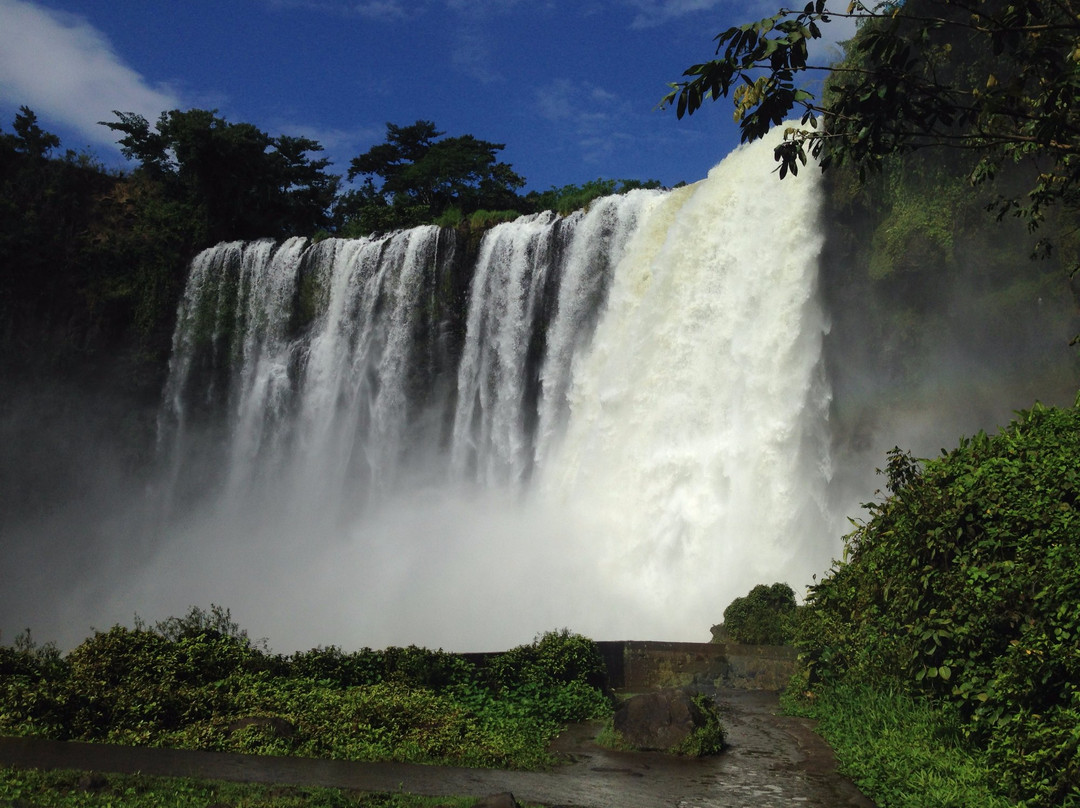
[470,793,520,808]
[612,688,707,751]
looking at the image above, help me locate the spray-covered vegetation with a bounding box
[784,399,1080,807]
[0,609,611,771]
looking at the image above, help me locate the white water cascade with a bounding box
[143,132,837,652]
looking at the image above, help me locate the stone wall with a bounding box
[595,641,797,692]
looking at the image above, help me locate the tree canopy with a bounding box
[101,109,340,243]
[338,120,527,234]
[2,106,61,160]
[662,0,1080,241]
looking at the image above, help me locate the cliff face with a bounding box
[817,154,1080,484]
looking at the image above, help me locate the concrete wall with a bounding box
[596,641,797,692]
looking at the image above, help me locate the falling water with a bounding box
[141,132,836,651]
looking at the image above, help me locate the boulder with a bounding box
[612,688,710,752]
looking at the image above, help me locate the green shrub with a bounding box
[783,681,1011,808]
[795,401,1080,807]
[717,582,796,645]
[467,209,520,228]
[0,613,612,771]
[287,645,383,687]
[671,694,726,757]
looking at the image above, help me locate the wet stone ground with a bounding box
[0,689,875,808]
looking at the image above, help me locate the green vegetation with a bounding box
[0,106,191,401]
[338,120,526,235]
[781,683,1012,808]
[669,694,726,757]
[713,582,796,645]
[102,109,340,244]
[663,0,1080,242]
[522,178,663,216]
[0,767,491,808]
[0,610,612,771]
[783,400,1080,807]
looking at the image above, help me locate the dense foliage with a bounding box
[102,109,340,244]
[714,582,796,645]
[782,683,1012,808]
[0,107,190,393]
[791,401,1080,807]
[338,120,526,234]
[0,610,611,771]
[664,0,1080,252]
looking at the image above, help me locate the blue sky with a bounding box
[0,0,851,192]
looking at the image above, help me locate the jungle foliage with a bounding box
[101,109,340,244]
[663,0,1080,253]
[0,610,611,771]
[714,582,796,645]
[789,401,1080,807]
[0,107,192,393]
[338,120,526,235]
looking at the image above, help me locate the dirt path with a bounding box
[0,689,874,807]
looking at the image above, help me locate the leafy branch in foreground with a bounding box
[662,0,1080,238]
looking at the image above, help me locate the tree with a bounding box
[662,0,1080,240]
[716,582,796,645]
[340,120,526,233]
[0,108,185,391]
[523,178,664,216]
[5,106,60,160]
[101,109,339,243]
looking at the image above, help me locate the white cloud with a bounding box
[352,0,411,19]
[622,0,728,28]
[535,79,636,165]
[443,0,528,84]
[536,79,620,123]
[263,0,419,20]
[0,0,181,150]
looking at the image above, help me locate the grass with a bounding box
[782,681,1013,808]
[0,766,536,808]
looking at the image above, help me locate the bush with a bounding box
[782,681,1011,808]
[0,613,613,770]
[716,582,796,645]
[671,694,726,757]
[795,401,1080,807]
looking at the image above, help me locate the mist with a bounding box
[2,132,1077,655]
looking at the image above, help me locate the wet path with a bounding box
[0,690,874,807]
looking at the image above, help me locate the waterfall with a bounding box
[146,131,836,651]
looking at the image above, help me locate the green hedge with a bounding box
[0,610,612,771]
[794,400,1080,807]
